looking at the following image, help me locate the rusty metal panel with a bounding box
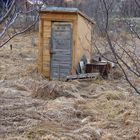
[85,62,112,78]
[51,22,72,80]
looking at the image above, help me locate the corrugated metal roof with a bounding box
[40,7,95,24]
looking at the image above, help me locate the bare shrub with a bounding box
[32,81,80,99]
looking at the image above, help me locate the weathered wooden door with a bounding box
[50,22,72,80]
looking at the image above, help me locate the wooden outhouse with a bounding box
[38,7,95,80]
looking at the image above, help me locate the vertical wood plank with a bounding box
[38,18,44,73]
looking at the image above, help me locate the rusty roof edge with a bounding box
[40,7,95,25]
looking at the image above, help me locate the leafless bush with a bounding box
[93,0,140,94]
[0,0,41,48]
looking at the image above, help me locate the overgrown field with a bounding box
[0,33,140,140]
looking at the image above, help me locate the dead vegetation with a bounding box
[0,33,140,140]
[32,81,80,99]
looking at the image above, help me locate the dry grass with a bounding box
[105,90,126,100]
[32,81,80,99]
[110,68,123,80]
[0,33,140,140]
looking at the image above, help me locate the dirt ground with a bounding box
[0,32,140,140]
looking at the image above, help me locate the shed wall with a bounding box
[38,18,51,77]
[75,15,93,68]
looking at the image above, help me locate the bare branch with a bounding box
[0,0,15,24]
[0,15,39,48]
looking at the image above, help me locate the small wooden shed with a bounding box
[38,7,95,80]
